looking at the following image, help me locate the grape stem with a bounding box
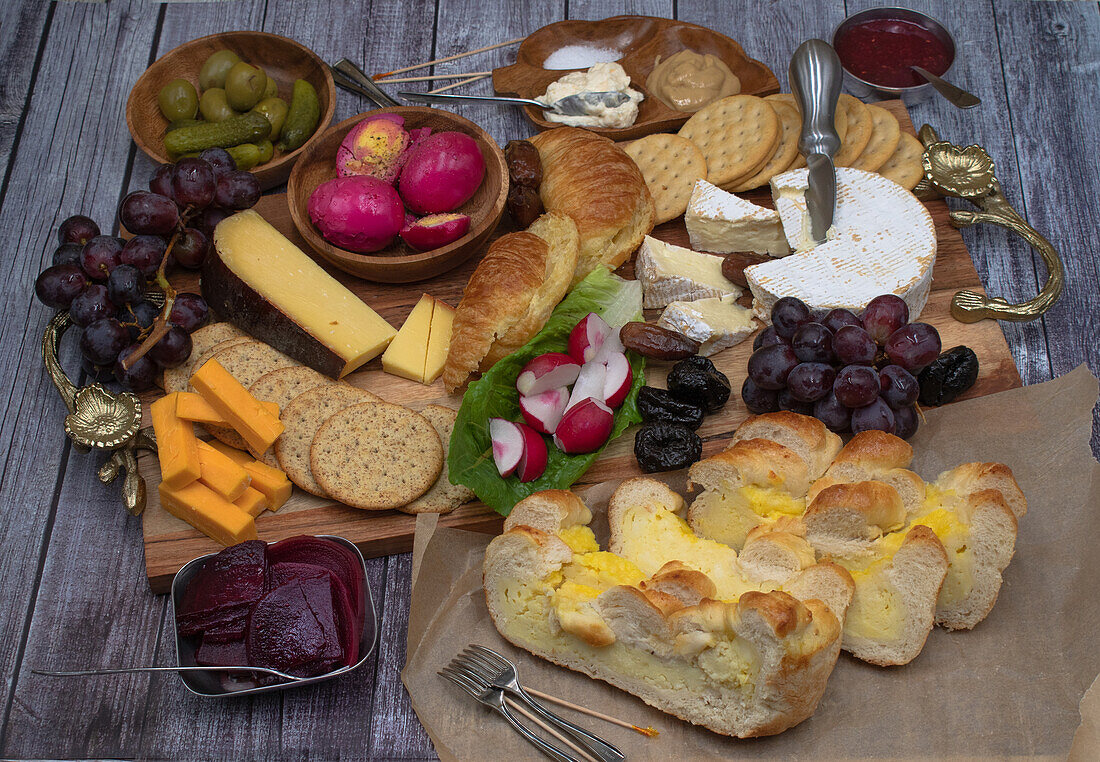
[120,226,183,370]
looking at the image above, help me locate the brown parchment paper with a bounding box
[403,366,1100,761]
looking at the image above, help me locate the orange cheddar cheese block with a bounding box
[196,442,251,501]
[177,392,279,426]
[206,440,293,511]
[190,359,284,454]
[158,480,257,546]
[233,486,268,517]
[150,393,201,489]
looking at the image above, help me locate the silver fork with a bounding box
[439,666,581,762]
[452,646,625,762]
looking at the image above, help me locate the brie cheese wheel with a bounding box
[685,180,791,258]
[745,168,936,320]
[635,235,740,309]
[658,294,757,356]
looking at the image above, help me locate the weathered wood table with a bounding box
[0,1,1096,759]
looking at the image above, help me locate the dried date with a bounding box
[505,139,542,187]
[619,322,700,360]
[721,252,768,288]
[506,184,544,228]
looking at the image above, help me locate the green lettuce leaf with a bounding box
[448,267,645,516]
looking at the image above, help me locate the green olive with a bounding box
[254,139,274,163]
[224,62,267,111]
[199,88,236,123]
[199,50,242,90]
[262,73,278,99]
[251,96,288,140]
[157,78,199,122]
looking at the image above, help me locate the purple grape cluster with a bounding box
[32,149,259,392]
[741,295,941,439]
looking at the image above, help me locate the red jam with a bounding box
[835,18,952,88]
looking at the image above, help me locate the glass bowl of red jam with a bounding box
[832,7,956,104]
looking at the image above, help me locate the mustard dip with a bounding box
[646,50,741,112]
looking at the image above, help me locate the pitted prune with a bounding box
[634,423,702,473]
[637,386,704,430]
[918,345,979,406]
[667,356,731,413]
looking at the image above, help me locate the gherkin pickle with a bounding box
[164,112,271,155]
[277,79,321,151]
[225,143,262,170]
[254,139,274,163]
[634,424,702,473]
[158,78,199,122]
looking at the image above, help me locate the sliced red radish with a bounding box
[489,418,524,477]
[519,387,569,435]
[591,325,625,365]
[567,313,612,364]
[553,398,614,454]
[515,424,548,482]
[602,352,633,408]
[516,352,581,397]
[565,361,606,414]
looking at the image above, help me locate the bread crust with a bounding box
[729,412,842,478]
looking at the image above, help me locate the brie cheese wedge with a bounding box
[745,168,936,320]
[685,180,791,258]
[635,235,740,309]
[658,294,757,356]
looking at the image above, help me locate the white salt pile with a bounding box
[542,45,622,70]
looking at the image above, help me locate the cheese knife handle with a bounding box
[789,39,842,159]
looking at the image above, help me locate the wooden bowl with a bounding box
[287,108,508,283]
[493,15,779,141]
[126,31,336,190]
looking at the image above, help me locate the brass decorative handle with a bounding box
[917,125,1064,323]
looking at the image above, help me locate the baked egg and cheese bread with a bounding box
[686,413,1026,666]
[484,488,844,738]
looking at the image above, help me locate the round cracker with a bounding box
[399,404,475,515]
[311,402,443,510]
[275,384,378,496]
[834,94,873,167]
[248,366,342,467]
[677,95,779,187]
[623,134,707,225]
[162,323,246,393]
[728,100,801,191]
[850,104,901,173]
[877,132,926,191]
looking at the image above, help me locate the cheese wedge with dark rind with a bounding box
[204,210,397,378]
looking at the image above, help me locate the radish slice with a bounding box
[602,352,633,408]
[488,418,524,477]
[553,398,614,454]
[516,353,581,397]
[565,362,606,414]
[591,324,625,365]
[567,313,612,364]
[519,387,569,434]
[515,424,548,482]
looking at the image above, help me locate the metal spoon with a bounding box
[330,58,400,108]
[398,90,629,116]
[910,66,981,109]
[31,664,326,682]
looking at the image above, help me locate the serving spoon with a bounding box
[398,90,630,116]
[910,65,981,109]
[31,664,340,682]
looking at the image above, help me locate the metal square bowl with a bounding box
[170,535,377,698]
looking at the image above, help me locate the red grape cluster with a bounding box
[742,294,941,439]
[33,148,261,392]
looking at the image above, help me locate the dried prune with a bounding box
[918,345,979,406]
[637,386,704,430]
[634,423,702,473]
[619,322,699,360]
[667,356,731,413]
[504,139,542,187]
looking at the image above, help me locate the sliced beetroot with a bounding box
[179,540,267,620]
[266,537,364,625]
[266,561,360,664]
[246,576,344,676]
[195,636,248,667]
[200,612,249,643]
[176,602,252,638]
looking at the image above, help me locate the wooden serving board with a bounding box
[139,100,1021,592]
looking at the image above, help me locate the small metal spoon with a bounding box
[910,66,981,109]
[398,90,629,116]
[31,664,326,682]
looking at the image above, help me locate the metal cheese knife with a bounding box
[789,40,843,245]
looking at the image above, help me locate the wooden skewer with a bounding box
[375,71,492,84]
[373,38,524,79]
[427,74,490,94]
[504,697,599,762]
[524,686,660,737]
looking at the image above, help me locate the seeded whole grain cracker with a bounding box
[399,404,475,515]
[623,134,708,225]
[877,131,926,191]
[248,366,341,467]
[850,104,901,173]
[834,94,873,167]
[729,100,801,191]
[311,402,443,510]
[677,95,779,187]
[162,323,246,393]
[275,384,378,496]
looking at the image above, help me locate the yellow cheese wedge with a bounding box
[206,440,293,511]
[233,486,268,517]
[158,480,257,546]
[381,293,435,382]
[191,359,285,455]
[209,209,397,377]
[177,392,279,426]
[196,442,251,501]
[424,299,455,384]
[150,393,201,489]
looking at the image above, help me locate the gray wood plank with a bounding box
[0,0,53,195]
